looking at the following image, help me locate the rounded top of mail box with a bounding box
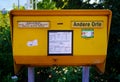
[10,9,112,16]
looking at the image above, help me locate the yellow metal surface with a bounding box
[13,16,107,56]
[10,10,112,73]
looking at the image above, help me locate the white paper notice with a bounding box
[27,39,38,47]
[49,31,72,54]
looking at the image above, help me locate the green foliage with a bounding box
[0,12,14,81]
[0,12,11,52]
[102,0,120,81]
[37,0,57,10]
[12,3,25,10]
[53,0,69,9]
[2,73,15,82]
[53,0,104,9]
[35,66,82,82]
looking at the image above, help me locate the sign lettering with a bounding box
[72,21,103,28]
[18,22,49,28]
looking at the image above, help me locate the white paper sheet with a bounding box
[49,31,72,54]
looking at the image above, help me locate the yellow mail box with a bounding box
[10,10,112,73]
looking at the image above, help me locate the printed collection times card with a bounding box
[48,31,72,55]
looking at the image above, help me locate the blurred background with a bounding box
[0,0,120,82]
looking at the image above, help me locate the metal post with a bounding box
[18,0,20,9]
[28,67,35,82]
[27,0,30,9]
[32,0,34,9]
[82,66,90,82]
[35,0,38,10]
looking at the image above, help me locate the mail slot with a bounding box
[10,10,112,74]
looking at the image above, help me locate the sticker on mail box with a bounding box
[81,29,94,38]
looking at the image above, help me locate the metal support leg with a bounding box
[28,67,35,82]
[82,66,90,82]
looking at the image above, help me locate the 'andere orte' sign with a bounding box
[72,21,103,28]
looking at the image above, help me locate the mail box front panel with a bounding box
[13,15,107,56]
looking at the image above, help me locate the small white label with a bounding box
[82,29,94,38]
[18,22,49,28]
[84,31,92,37]
[27,40,38,47]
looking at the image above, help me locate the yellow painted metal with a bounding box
[10,10,112,74]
